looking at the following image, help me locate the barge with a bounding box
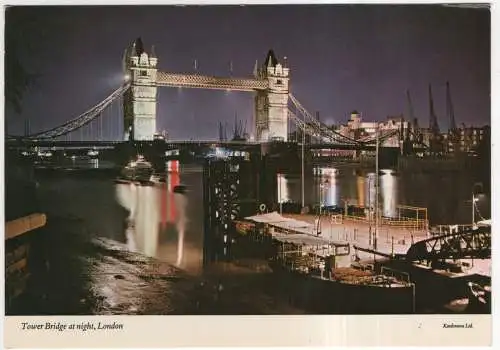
[238,212,416,314]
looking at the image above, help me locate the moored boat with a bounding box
[87,148,99,159]
[119,155,154,183]
[239,212,416,314]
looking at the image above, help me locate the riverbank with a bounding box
[7,214,306,315]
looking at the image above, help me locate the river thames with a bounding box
[34,158,489,277]
[5,151,489,316]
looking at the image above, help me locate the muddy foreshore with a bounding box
[8,214,304,315]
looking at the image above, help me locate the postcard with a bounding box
[3,2,492,347]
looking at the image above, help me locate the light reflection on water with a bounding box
[48,157,487,274]
[34,156,490,287]
[277,167,399,217]
[277,173,290,203]
[365,173,376,210]
[315,168,340,207]
[115,167,201,274]
[380,169,398,217]
[275,165,490,224]
[356,175,365,207]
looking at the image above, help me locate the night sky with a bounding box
[5,5,490,140]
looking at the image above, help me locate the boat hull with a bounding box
[120,166,154,183]
[270,263,415,314]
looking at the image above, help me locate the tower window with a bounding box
[276,79,282,85]
[141,70,148,76]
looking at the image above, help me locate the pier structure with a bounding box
[246,212,429,264]
[244,211,490,277]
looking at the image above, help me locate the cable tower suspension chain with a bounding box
[289,108,345,144]
[288,93,359,144]
[24,83,130,140]
[288,94,410,146]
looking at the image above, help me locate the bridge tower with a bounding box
[254,50,290,142]
[123,38,158,141]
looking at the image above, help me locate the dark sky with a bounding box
[5,5,490,140]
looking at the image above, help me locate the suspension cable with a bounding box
[288,93,359,144]
[23,83,130,140]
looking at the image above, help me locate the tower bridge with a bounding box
[123,38,290,142]
[10,37,417,150]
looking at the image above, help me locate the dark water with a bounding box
[13,160,303,315]
[35,163,205,275]
[280,164,490,225]
[10,157,489,315]
[34,160,490,275]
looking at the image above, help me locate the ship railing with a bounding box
[431,224,475,236]
[381,266,411,285]
[342,214,428,231]
[351,262,375,272]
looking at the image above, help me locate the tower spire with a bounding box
[134,37,145,56]
[253,59,259,78]
[131,41,138,57]
[122,48,128,72]
[264,49,278,67]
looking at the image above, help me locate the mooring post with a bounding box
[391,236,394,256]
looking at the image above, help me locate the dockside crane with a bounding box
[428,84,442,155]
[406,90,416,139]
[405,89,424,152]
[428,84,440,135]
[446,81,460,154]
[446,81,457,132]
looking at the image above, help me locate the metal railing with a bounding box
[341,214,428,231]
[381,266,412,286]
[432,224,475,236]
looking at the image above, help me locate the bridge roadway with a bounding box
[6,139,407,151]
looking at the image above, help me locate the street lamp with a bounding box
[319,178,330,216]
[472,182,484,229]
[301,117,306,210]
[315,178,329,236]
[278,173,283,215]
[367,175,372,244]
[472,195,479,228]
